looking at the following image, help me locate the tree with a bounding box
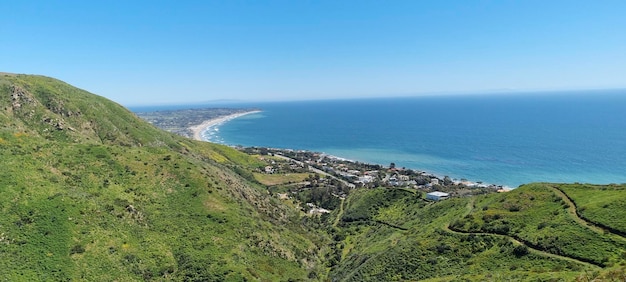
[415,176,428,185]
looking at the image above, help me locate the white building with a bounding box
[357,175,374,183]
[426,191,449,201]
[309,207,331,215]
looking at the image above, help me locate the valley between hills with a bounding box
[1,73,625,281]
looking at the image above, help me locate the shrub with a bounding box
[70,244,85,255]
[508,205,520,212]
[512,245,529,257]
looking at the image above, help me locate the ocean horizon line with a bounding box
[128,87,626,110]
[193,92,626,187]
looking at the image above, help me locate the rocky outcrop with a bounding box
[46,99,81,117]
[9,84,80,131]
[10,85,35,111]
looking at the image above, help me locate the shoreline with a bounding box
[186,110,510,189]
[189,110,262,141]
[240,146,512,192]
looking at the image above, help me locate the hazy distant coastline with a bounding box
[190,110,261,141]
[134,108,260,138]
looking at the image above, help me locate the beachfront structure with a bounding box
[426,191,449,201]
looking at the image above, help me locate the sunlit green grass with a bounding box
[0,74,326,281]
[451,183,626,267]
[329,188,597,281]
[253,172,311,186]
[558,183,626,234]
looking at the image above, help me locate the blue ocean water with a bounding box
[201,90,626,188]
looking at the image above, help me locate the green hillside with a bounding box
[557,183,626,235]
[0,74,327,281]
[325,184,626,281]
[1,73,625,281]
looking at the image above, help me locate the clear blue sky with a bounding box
[2,1,625,106]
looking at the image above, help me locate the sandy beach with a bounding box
[189,110,261,141]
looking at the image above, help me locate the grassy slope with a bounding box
[451,183,626,267]
[557,183,626,234]
[253,173,311,186]
[328,184,626,281]
[1,74,176,147]
[0,74,326,281]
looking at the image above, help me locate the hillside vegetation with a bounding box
[0,74,327,281]
[1,73,625,281]
[557,183,626,235]
[325,183,626,281]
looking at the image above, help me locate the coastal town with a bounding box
[135,107,508,214]
[135,108,260,138]
[236,147,507,213]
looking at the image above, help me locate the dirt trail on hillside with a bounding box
[444,198,600,268]
[550,186,626,242]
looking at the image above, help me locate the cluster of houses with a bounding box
[258,155,308,175]
[239,147,505,213]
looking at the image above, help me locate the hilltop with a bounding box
[1,73,625,281]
